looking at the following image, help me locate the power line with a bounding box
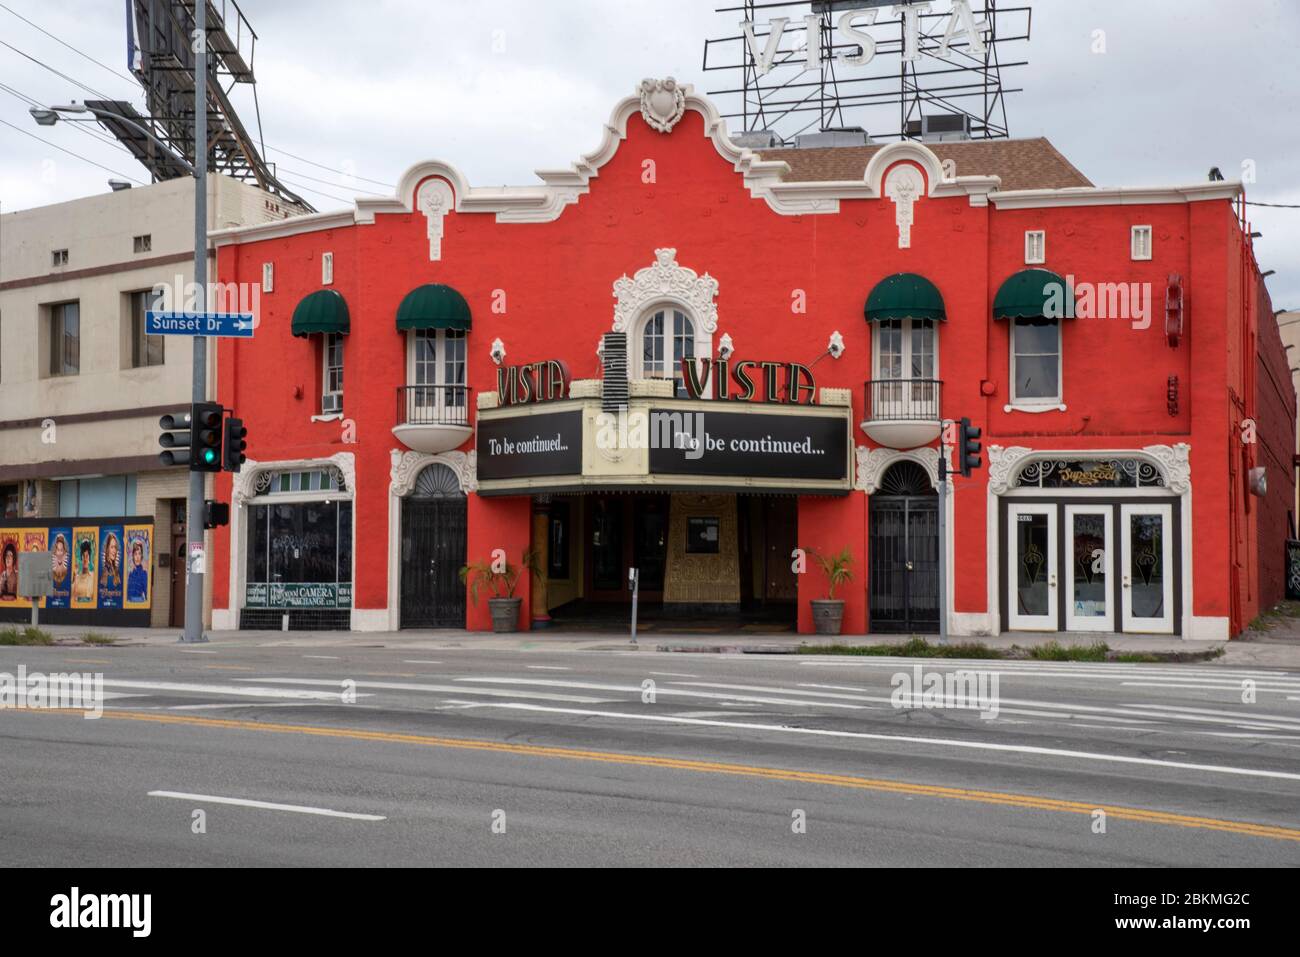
[0,79,138,155]
[1,16,395,194]
[273,163,388,197]
[1246,200,1300,209]
[266,145,395,190]
[0,115,145,184]
[0,2,138,86]
[275,174,361,207]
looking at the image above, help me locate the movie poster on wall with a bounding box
[22,528,48,609]
[97,525,125,609]
[0,530,20,606]
[48,527,73,608]
[123,525,153,610]
[71,527,98,608]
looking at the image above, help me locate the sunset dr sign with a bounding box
[740,0,991,75]
[146,310,255,338]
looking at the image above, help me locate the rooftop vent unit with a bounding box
[732,130,784,150]
[793,127,872,150]
[904,114,973,142]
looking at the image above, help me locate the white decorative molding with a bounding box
[389,448,477,496]
[885,163,925,249]
[1004,402,1067,413]
[208,84,1239,248]
[570,379,602,399]
[477,392,499,410]
[986,443,1190,496]
[1143,443,1191,494]
[232,452,356,505]
[854,445,945,493]
[986,445,1035,495]
[630,378,675,398]
[612,248,719,334]
[638,77,686,133]
[417,178,454,261]
[819,387,852,408]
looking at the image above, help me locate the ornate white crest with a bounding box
[885,164,925,249]
[986,443,1191,496]
[417,178,454,261]
[638,77,687,134]
[612,248,719,334]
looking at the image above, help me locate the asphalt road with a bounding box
[2,641,1299,866]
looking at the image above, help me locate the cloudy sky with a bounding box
[2,0,1297,305]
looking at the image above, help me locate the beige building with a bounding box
[1280,311,1300,522]
[0,175,296,627]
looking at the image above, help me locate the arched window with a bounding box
[640,307,695,396]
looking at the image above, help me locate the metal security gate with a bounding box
[869,462,939,633]
[400,466,467,629]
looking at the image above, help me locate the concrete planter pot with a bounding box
[488,597,523,633]
[810,599,845,636]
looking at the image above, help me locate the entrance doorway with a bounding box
[869,461,939,633]
[400,465,467,628]
[1005,499,1177,634]
[168,499,186,628]
[585,495,668,603]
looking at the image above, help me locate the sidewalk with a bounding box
[14,619,1300,669]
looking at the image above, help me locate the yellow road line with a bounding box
[10,707,1300,843]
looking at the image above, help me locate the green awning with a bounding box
[993,268,1074,320]
[291,289,350,337]
[396,284,472,331]
[865,273,945,322]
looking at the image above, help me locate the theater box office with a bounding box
[208,80,1289,640]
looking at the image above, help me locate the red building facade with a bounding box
[209,81,1286,641]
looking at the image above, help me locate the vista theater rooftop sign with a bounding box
[741,1,991,75]
[682,357,817,405]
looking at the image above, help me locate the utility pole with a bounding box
[183,22,209,644]
[937,443,948,646]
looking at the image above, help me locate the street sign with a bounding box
[146,311,254,338]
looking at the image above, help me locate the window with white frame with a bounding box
[873,318,939,415]
[1011,316,1061,402]
[640,307,695,396]
[1024,230,1046,264]
[1131,225,1153,261]
[322,333,344,414]
[321,252,334,285]
[408,329,467,421]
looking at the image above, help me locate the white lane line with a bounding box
[458,702,1300,783]
[240,678,615,705]
[166,702,323,711]
[649,672,699,678]
[449,676,869,710]
[1121,682,1299,694]
[303,655,341,660]
[97,679,368,702]
[148,790,385,821]
[796,659,1298,681]
[526,666,572,671]
[402,661,442,665]
[178,649,219,655]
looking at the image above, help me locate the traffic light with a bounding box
[192,402,224,472]
[158,410,192,468]
[223,417,248,472]
[959,417,982,478]
[203,500,230,529]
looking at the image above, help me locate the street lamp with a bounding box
[31,43,211,645]
[29,104,195,174]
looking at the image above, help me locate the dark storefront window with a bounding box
[246,500,353,586]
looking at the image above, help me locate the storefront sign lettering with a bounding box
[497,360,570,405]
[681,358,817,405]
[245,582,352,609]
[648,409,847,481]
[478,411,584,480]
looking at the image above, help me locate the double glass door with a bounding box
[1008,502,1174,634]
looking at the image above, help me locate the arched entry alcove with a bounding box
[400,464,467,628]
[869,460,939,633]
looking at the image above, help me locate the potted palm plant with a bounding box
[460,550,540,633]
[811,546,855,636]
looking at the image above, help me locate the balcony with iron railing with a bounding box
[861,378,943,449]
[392,385,473,453]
